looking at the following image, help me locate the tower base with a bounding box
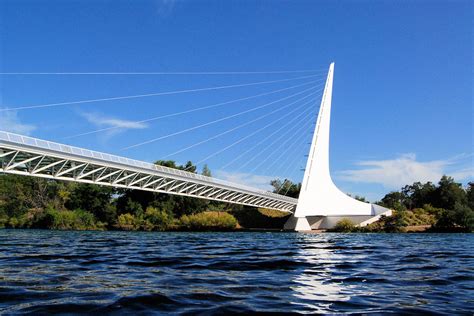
[283,215,311,231]
[284,208,392,231]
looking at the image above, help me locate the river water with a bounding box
[0,230,472,314]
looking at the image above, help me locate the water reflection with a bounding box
[290,234,352,312]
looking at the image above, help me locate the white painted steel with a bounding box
[288,62,391,229]
[0,131,297,212]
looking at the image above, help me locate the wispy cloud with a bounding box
[215,170,274,191]
[337,153,474,189]
[0,108,36,135]
[80,112,148,139]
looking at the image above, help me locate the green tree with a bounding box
[354,195,367,202]
[120,198,144,217]
[150,160,207,216]
[270,179,301,198]
[380,191,407,211]
[435,203,474,232]
[434,176,467,210]
[116,189,156,214]
[66,184,114,222]
[202,164,212,177]
[466,182,474,210]
[453,203,474,232]
[401,181,436,209]
[154,160,179,169]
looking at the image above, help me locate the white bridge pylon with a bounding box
[284,62,391,230]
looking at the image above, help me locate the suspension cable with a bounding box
[184,103,314,171]
[259,117,315,175]
[165,96,318,159]
[0,69,327,75]
[236,102,317,172]
[122,85,319,150]
[63,78,324,139]
[220,104,315,170]
[275,127,313,179]
[1,74,324,112]
[274,121,315,195]
[247,108,316,175]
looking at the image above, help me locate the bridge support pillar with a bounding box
[283,215,311,231]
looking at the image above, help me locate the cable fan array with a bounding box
[1,68,327,195]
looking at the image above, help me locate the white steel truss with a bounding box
[0,131,297,212]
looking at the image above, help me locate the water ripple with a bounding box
[0,230,473,314]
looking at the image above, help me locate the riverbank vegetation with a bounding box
[0,158,472,232]
[332,176,474,233]
[0,160,292,231]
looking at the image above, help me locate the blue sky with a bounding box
[0,0,472,200]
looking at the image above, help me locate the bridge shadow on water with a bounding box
[0,230,473,314]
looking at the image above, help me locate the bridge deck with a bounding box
[0,131,297,212]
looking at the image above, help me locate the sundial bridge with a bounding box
[0,63,391,230]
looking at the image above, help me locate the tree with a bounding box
[401,181,436,209]
[116,189,156,214]
[435,203,474,232]
[182,161,197,173]
[270,179,301,198]
[202,164,212,177]
[120,198,144,217]
[154,160,179,169]
[466,182,474,210]
[380,191,407,211]
[453,203,474,232]
[145,160,207,216]
[66,184,114,222]
[0,175,66,216]
[434,176,467,210]
[354,195,367,202]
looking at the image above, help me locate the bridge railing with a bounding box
[0,130,296,202]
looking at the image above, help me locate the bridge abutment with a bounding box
[284,209,393,231]
[283,215,311,231]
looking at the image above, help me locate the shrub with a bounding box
[179,211,237,231]
[383,210,408,233]
[435,203,474,232]
[49,209,75,230]
[143,207,173,231]
[361,217,385,232]
[117,213,136,230]
[36,207,99,230]
[0,215,7,229]
[453,203,474,232]
[332,218,356,232]
[8,217,20,228]
[409,208,436,225]
[230,207,290,229]
[422,204,444,216]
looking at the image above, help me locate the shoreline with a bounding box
[2,225,470,234]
